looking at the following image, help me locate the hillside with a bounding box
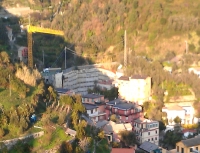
[8,0,200,60]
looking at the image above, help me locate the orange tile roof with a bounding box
[111,148,135,153]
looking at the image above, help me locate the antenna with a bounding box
[124,30,127,67]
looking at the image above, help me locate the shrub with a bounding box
[160,18,167,25]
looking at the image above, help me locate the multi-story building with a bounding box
[54,64,116,95]
[82,94,108,122]
[83,103,106,122]
[176,136,200,153]
[134,118,159,145]
[117,75,151,105]
[105,99,143,124]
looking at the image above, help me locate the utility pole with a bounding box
[9,74,11,97]
[124,30,127,67]
[185,40,188,54]
[65,46,66,69]
[42,50,44,66]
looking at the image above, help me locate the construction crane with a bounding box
[27,25,64,68]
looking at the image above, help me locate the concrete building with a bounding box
[176,136,200,153]
[162,105,198,125]
[134,118,159,145]
[105,99,143,124]
[117,75,151,105]
[59,66,116,95]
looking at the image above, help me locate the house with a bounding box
[65,128,76,137]
[134,118,159,145]
[139,141,160,153]
[162,105,198,125]
[111,148,135,153]
[188,68,200,77]
[96,120,132,142]
[176,135,200,153]
[82,93,107,104]
[83,103,106,122]
[105,99,143,124]
[117,75,151,105]
[18,46,28,61]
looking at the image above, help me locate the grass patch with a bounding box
[0,88,36,110]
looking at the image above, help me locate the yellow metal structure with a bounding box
[27,25,64,68]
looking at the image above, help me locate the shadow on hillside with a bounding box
[0,4,94,72]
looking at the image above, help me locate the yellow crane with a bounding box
[27,25,64,68]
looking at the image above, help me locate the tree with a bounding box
[0,128,5,138]
[159,121,166,131]
[119,131,136,147]
[110,114,118,122]
[59,141,73,153]
[173,116,181,124]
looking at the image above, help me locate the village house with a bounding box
[96,80,114,90]
[117,75,151,105]
[175,136,200,153]
[83,103,106,122]
[96,120,132,142]
[134,118,159,145]
[82,94,108,122]
[162,105,198,125]
[105,99,143,124]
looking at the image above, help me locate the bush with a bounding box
[0,128,5,138]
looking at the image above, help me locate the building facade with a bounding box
[162,105,198,125]
[176,136,200,153]
[117,75,151,105]
[105,99,143,124]
[134,118,159,145]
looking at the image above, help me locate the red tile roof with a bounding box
[111,148,135,153]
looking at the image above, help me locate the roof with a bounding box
[163,105,184,111]
[181,135,200,147]
[111,148,135,153]
[56,88,70,93]
[83,103,98,110]
[65,128,76,136]
[82,93,103,99]
[134,118,158,124]
[118,76,129,81]
[107,99,140,110]
[139,141,159,153]
[131,75,147,79]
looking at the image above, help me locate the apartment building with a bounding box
[117,75,151,105]
[54,65,116,95]
[176,136,200,153]
[134,118,159,145]
[105,99,143,124]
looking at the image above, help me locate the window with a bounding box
[126,117,128,120]
[91,109,93,114]
[152,138,153,141]
[155,137,157,140]
[155,130,157,134]
[196,147,198,151]
[141,132,142,136]
[115,108,117,112]
[119,116,121,119]
[177,146,179,152]
[190,148,193,152]
[148,139,150,141]
[148,132,150,135]
[92,99,94,102]
[124,110,127,115]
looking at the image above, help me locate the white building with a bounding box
[54,66,116,95]
[188,67,200,77]
[162,105,198,125]
[117,75,151,105]
[134,118,159,145]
